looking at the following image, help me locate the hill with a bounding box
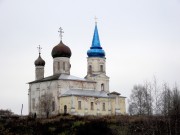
[0,114,180,135]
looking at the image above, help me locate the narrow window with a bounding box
[91,102,94,110]
[101,84,104,91]
[89,65,92,74]
[32,98,35,110]
[63,62,65,70]
[52,101,55,111]
[78,101,81,110]
[103,103,105,111]
[64,105,67,114]
[100,65,103,72]
[58,62,60,70]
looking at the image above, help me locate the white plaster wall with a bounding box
[35,66,44,80]
[58,80,96,95]
[86,57,110,92]
[29,81,59,115]
[95,76,109,92]
[59,96,127,116]
[29,80,126,116]
[29,75,123,116]
[53,57,70,75]
[57,80,69,95]
[87,57,106,74]
[29,79,97,115]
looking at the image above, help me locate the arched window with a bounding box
[91,102,94,110]
[101,84,104,91]
[78,101,81,110]
[64,105,67,114]
[32,98,35,110]
[52,101,55,111]
[100,65,103,72]
[89,65,92,74]
[63,62,65,70]
[58,62,60,70]
[102,103,105,111]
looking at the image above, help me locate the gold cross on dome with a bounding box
[58,27,64,41]
[37,45,42,55]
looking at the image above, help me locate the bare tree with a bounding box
[170,85,180,134]
[160,83,172,116]
[36,92,54,118]
[144,81,153,115]
[128,84,153,115]
[171,85,180,116]
[128,85,143,115]
[128,103,138,115]
[128,80,180,134]
[152,76,162,115]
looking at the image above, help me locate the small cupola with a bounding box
[34,45,45,80]
[34,45,45,66]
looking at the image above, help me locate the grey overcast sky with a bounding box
[0,0,180,114]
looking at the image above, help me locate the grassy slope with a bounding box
[0,115,179,135]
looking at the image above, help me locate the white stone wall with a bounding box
[59,96,126,116]
[53,57,71,75]
[86,75,109,92]
[87,57,106,75]
[94,75,109,92]
[86,57,109,92]
[35,66,44,80]
[28,81,59,116]
[28,79,96,116]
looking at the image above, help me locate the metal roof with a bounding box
[28,74,96,84]
[59,74,88,81]
[61,89,109,98]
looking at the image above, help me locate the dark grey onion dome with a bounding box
[51,41,71,58]
[34,55,45,66]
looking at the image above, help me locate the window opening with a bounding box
[32,98,35,110]
[63,62,65,70]
[91,102,94,110]
[100,65,103,72]
[101,84,104,91]
[89,65,92,74]
[58,62,60,70]
[103,103,105,111]
[64,105,67,114]
[52,101,55,111]
[78,101,81,110]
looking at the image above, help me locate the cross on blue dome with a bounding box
[87,23,105,57]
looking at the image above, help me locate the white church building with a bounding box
[28,22,126,117]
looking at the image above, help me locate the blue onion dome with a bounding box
[34,54,45,66]
[51,40,72,58]
[87,24,105,57]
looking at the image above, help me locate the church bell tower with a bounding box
[85,20,109,92]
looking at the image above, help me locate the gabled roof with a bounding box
[28,74,96,84]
